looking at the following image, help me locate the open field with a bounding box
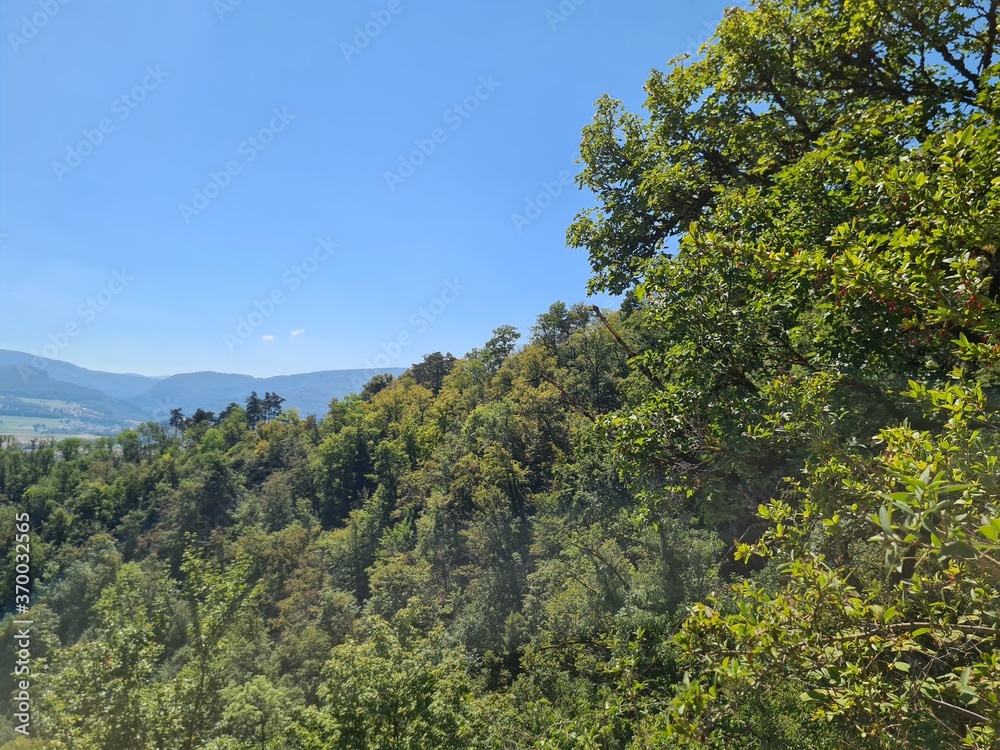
[0,415,102,441]
[18,397,86,413]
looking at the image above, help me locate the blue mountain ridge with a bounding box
[0,350,406,425]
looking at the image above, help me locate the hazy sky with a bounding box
[1,0,731,377]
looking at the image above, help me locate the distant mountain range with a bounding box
[0,349,405,437]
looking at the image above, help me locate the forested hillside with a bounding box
[4,0,1000,747]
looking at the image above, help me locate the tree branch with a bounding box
[527,374,595,421]
[590,306,665,389]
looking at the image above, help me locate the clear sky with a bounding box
[1,0,731,378]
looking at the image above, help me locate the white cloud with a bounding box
[262,335,275,342]
[291,329,305,337]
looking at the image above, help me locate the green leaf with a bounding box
[878,506,893,536]
[980,522,999,543]
[942,541,977,559]
[959,689,979,706]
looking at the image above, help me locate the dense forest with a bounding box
[4,0,1000,747]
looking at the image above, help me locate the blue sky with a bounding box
[1,0,731,378]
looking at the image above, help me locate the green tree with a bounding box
[289,619,485,749]
[562,0,1000,746]
[263,392,286,423]
[246,392,265,430]
[170,408,187,433]
[360,373,394,401]
[410,352,457,395]
[214,676,294,750]
[530,301,591,353]
[36,563,182,749]
[472,326,521,378]
[175,548,258,750]
[570,0,1000,296]
[569,0,1000,528]
[667,381,1000,748]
